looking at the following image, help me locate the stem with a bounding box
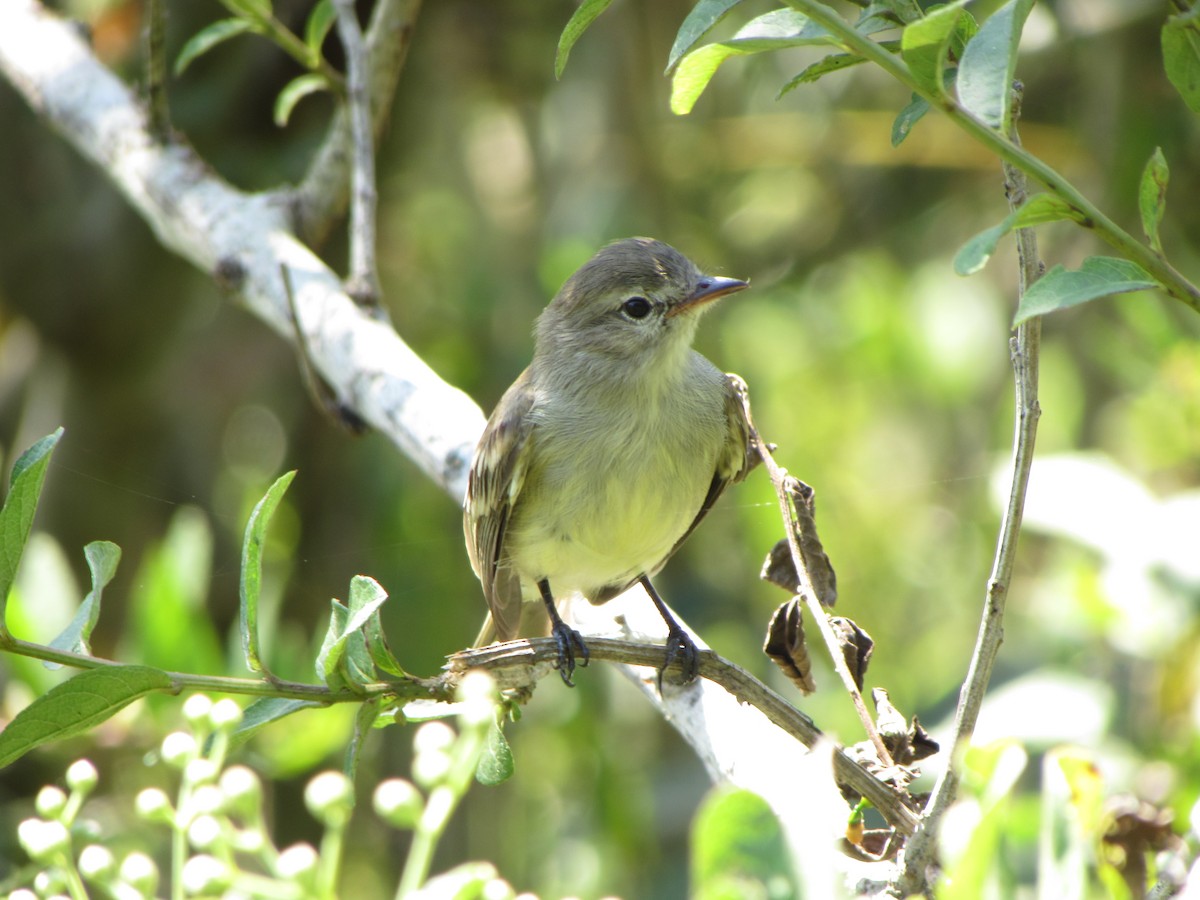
[896,99,1043,893]
[733,380,894,766]
[0,633,442,702]
[781,0,1200,313]
[331,0,382,308]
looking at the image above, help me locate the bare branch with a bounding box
[290,0,423,247]
[896,86,1044,893]
[332,0,382,307]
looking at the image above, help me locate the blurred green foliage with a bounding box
[2,0,1200,896]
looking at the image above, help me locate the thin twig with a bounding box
[144,0,169,141]
[291,0,422,248]
[331,0,382,309]
[896,87,1044,893]
[733,381,894,767]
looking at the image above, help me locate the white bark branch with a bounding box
[0,0,915,850]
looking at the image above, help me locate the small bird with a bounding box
[463,237,754,686]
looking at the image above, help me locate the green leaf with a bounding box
[345,697,381,781]
[220,0,272,21]
[1139,147,1169,254]
[671,10,837,115]
[46,541,121,667]
[1162,12,1200,114]
[174,18,256,76]
[900,0,970,98]
[956,0,1035,129]
[233,697,323,747]
[475,719,514,786]
[1,429,63,636]
[340,576,391,688]
[316,599,352,690]
[954,193,1081,275]
[690,785,794,900]
[555,0,615,80]
[779,52,868,96]
[274,74,332,127]
[1014,257,1160,325]
[666,0,746,73]
[0,666,173,768]
[304,0,337,64]
[891,92,930,145]
[240,471,295,675]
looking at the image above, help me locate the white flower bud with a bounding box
[118,851,159,895]
[182,694,213,725]
[210,698,243,730]
[35,786,68,820]
[65,759,98,793]
[17,818,70,862]
[373,779,423,829]
[160,732,196,768]
[181,855,230,894]
[304,771,354,826]
[78,844,116,881]
[135,788,173,823]
[276,842,318,880]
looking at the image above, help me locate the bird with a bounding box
[463,237,754,686]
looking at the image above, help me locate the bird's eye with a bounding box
[622,296,653,319]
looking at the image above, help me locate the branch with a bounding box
[0,0,920,851]
[0,0,481,500]
[290,0,423,248]
[896,93,1044,893]
[331,0,382,306]
[781,0,1200,314]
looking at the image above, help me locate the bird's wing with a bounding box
[662,373,760,563]
[463,368,537,642]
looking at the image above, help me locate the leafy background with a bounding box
[1,0,1200,895]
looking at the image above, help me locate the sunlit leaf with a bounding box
[233,697,323,747]
[899,0,970,98]
[554,0,615,80]
[666,0,746,73]
[1139,146,1169,254]
[0,666,173,768]
[691,786,794,899]
[1162,11,1200,114]
[240,471,295,675]
[671,10,837,115]
[304,0,337,65]
[957,0,1035,129]
[274,74,332,127]
[1014,257,1160,325]
[174,19,256,76]
[954,193,1080,275]
[46,541,121,667]
[0,429,63,636]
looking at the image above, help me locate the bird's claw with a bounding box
[657,626,700,692]
[550,621,590,686]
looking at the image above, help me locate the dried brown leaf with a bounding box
[763,598,815,694]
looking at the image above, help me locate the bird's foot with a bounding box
[657,626,700,691]
[550,620,590,687]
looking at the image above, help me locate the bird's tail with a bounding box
[473,612,498,648]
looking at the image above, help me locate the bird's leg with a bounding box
[639,575,700,689]
[538,579,590,686]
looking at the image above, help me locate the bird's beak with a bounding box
[666,275,749,318]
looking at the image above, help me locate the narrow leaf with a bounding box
[46,541,121,667]
[957,0,1035,129]
[1,429,63,635]
[365,608,407,677]
[174,18,256,76]
[671,10,837,115]
[1139,147,1169,254]
[239,471,296,675]
[954,193,1080,275]
[345,698,381,781]
[555,0,615,80]
[1162,13,1200,114]
[475,719,515,786]
[0,666,174,768]
[666,0,746,73]
[232,697,323,746]
[221,0,272,21]
[304,0,337,63]
[1014,257,1160,325]
[274,74,331,127]
[891,92,930,146]
[780,52,868,96]
[900,0,969,98]
[316,599,351,688]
